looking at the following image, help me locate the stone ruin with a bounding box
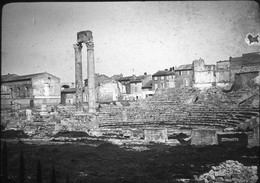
[73,30,99,135]
[0,30,259,148]
[196,160,258,183]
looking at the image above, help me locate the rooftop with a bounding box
[130,75,150,83]
[175,64,193,71]
[1,72,59,83]
[152,70,175,77]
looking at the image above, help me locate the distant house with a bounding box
[84,74,124,103]
[84,73,111,87]
[111,74,123,81]
[175,64,193,88]
[141,80,154,99]
[127,73,153,100]
[118,75,136,94]
[1,72,61,108]
[152,67,175,90]
[96,80,124,102]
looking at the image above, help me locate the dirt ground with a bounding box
[1,131,259,183]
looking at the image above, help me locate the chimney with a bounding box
[144,72,147,75]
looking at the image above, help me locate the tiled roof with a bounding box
[142,80,153,88]
[1,74,19,81]
[118,75,136,81]
[61,88,76,93]
[130,75,149,83]
[175,64,193,71]
[152,70,174,77]
[1,72,55,82]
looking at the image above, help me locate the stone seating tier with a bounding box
[96,87,259,134]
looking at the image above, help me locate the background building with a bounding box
[152,67,175,90]
[174,64,193,88]
[1,72,61,109]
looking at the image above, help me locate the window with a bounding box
[187,71,190,75]
[161,76,164,80]
[154,76,157,81]
[10,88,13,98]
[44,83,50,96]
[17,87,20,96]
[184,79,189,87]
[25,86,29,97]
[161,83,164,88]
[154,84,158,89]
[179,71,182,75]
[166,82,169,88]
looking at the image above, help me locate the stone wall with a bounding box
[175,71,193,88]
[193,59,216,88]
[1,80,33,98]
[191,129,217,145]
[31,73,61,97]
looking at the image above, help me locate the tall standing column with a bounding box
[73,43,83,111]
[86,41,96,113]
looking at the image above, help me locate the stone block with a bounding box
[191,129,217,145]
[144,127,168,142]
[77,31,93,43]
[26,109,32,121]
[215,170,226,177]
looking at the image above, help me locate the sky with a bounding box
[1,1,260,82]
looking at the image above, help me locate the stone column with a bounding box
[73,43,83,111]
[86,41,96,113]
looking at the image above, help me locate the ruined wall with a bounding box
[97,82,121,102]
[233,71,259,91]
[193,59,216,88]
[216,61,230,86]
[229,53,260,82]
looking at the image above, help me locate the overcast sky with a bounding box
[2,1,260,82]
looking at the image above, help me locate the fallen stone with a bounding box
[215,170,226,177]
[215,177,224,182]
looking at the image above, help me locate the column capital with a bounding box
[86,42,94,51]
[73,43,82,50]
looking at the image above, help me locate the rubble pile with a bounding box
[197,160,258,183]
